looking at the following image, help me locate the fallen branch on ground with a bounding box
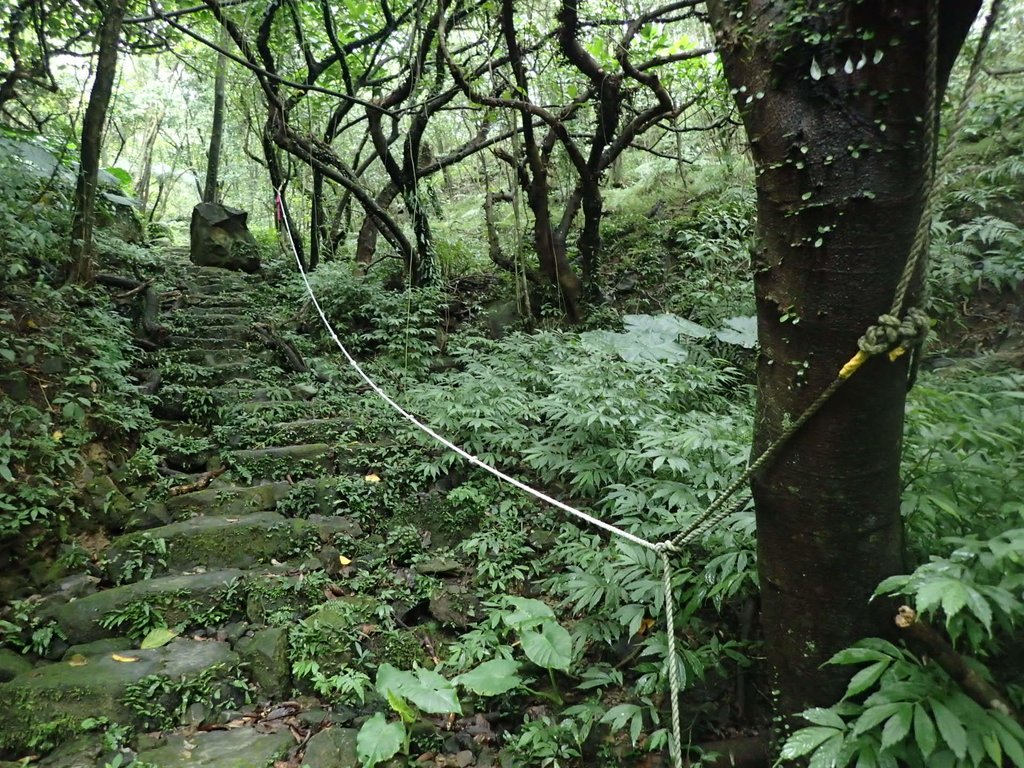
[168,467,226,496]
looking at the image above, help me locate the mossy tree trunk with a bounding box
[705,0,980,723]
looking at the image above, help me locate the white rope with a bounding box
[275,188,686,768]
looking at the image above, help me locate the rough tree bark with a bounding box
[66,0,128,284]
[705,0,980,724]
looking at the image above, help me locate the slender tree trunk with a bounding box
[260,121,304,267]
[706,0,980,727]
[310,167,325,268]
[202,43,227,204]
[66,0,127,284]
[134,111,164,209]
[355,182,399,266]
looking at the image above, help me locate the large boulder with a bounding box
[190,202,261,273]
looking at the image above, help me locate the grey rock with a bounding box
[190,202,260,273]
[236,626,290,698]
[137,727,293,768]
[429,585,482,628]
[300,727,359,768]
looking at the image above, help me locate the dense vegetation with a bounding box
[1,2,1023,768]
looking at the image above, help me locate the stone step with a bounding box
[225,443,335,481]
[162,361,262,388]
[177,347,259,366]
[168,334,251,349]
[176,310,255,324]
[268,416,357,445]
[136,727,295,768]
[105,512,314,580]
[180,297,255,312]
[165,481,294,519]
[43,569,246,645]
[0,639,243,755]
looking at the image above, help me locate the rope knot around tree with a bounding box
[841,308,930,379]
[859,308,930,356]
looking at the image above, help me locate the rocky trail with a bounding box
[0,256,484,768]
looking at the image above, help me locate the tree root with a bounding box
[96,273,167,341]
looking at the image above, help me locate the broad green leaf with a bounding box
[356,712,404,768]
[938,581,970,619]
[915,579,949,614]
[779,726,839,760]
[879,703,913,750]
[376,663,416,699]
[962,586,993,633]
[406,667,462,714]
[852,703,903,737]
[995,719,1024,766]
[913,703,937,758]
[931,700,967,759]
[874,574,910,596]
[801,707,846,729]
[140,627,177,649]
[843,661,889,699]
[982,731,1002,766]
[502,597,555,630]
[808,734,845,768]
[456,658,522,696]
[828,646,893,666]
[385,689,416,723]
[520,621,572,671]
[376,663,460,715]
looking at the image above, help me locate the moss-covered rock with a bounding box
[44,569,245,644]
[0,648,32,682]
[300,727,358,768]
[236,626,290,699]
[0,639,238,755]
[104,513,314,577]
[137,728,293,768]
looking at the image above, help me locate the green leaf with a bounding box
[407,667,462,714]
[139,627,177,649]
[808,734,845,768]
[879,703,913,751]
[502,597,555,630]
[938,580,970,619]
[912,703,937,758]
[376,663,461,715]
[931,700,967,759]
[356,712,404,768]
[456,658,522,696]
[801,707,846,729]
[852,703,903,737]
[874,574,910,596]
[843,661,889,699]
[779,727,839,760]
[520,621,572,671]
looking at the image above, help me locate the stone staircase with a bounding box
[0,262,416,768]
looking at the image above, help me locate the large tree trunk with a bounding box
[66,0,127,284]
[706,0,980,724]
[202,43,227,204]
